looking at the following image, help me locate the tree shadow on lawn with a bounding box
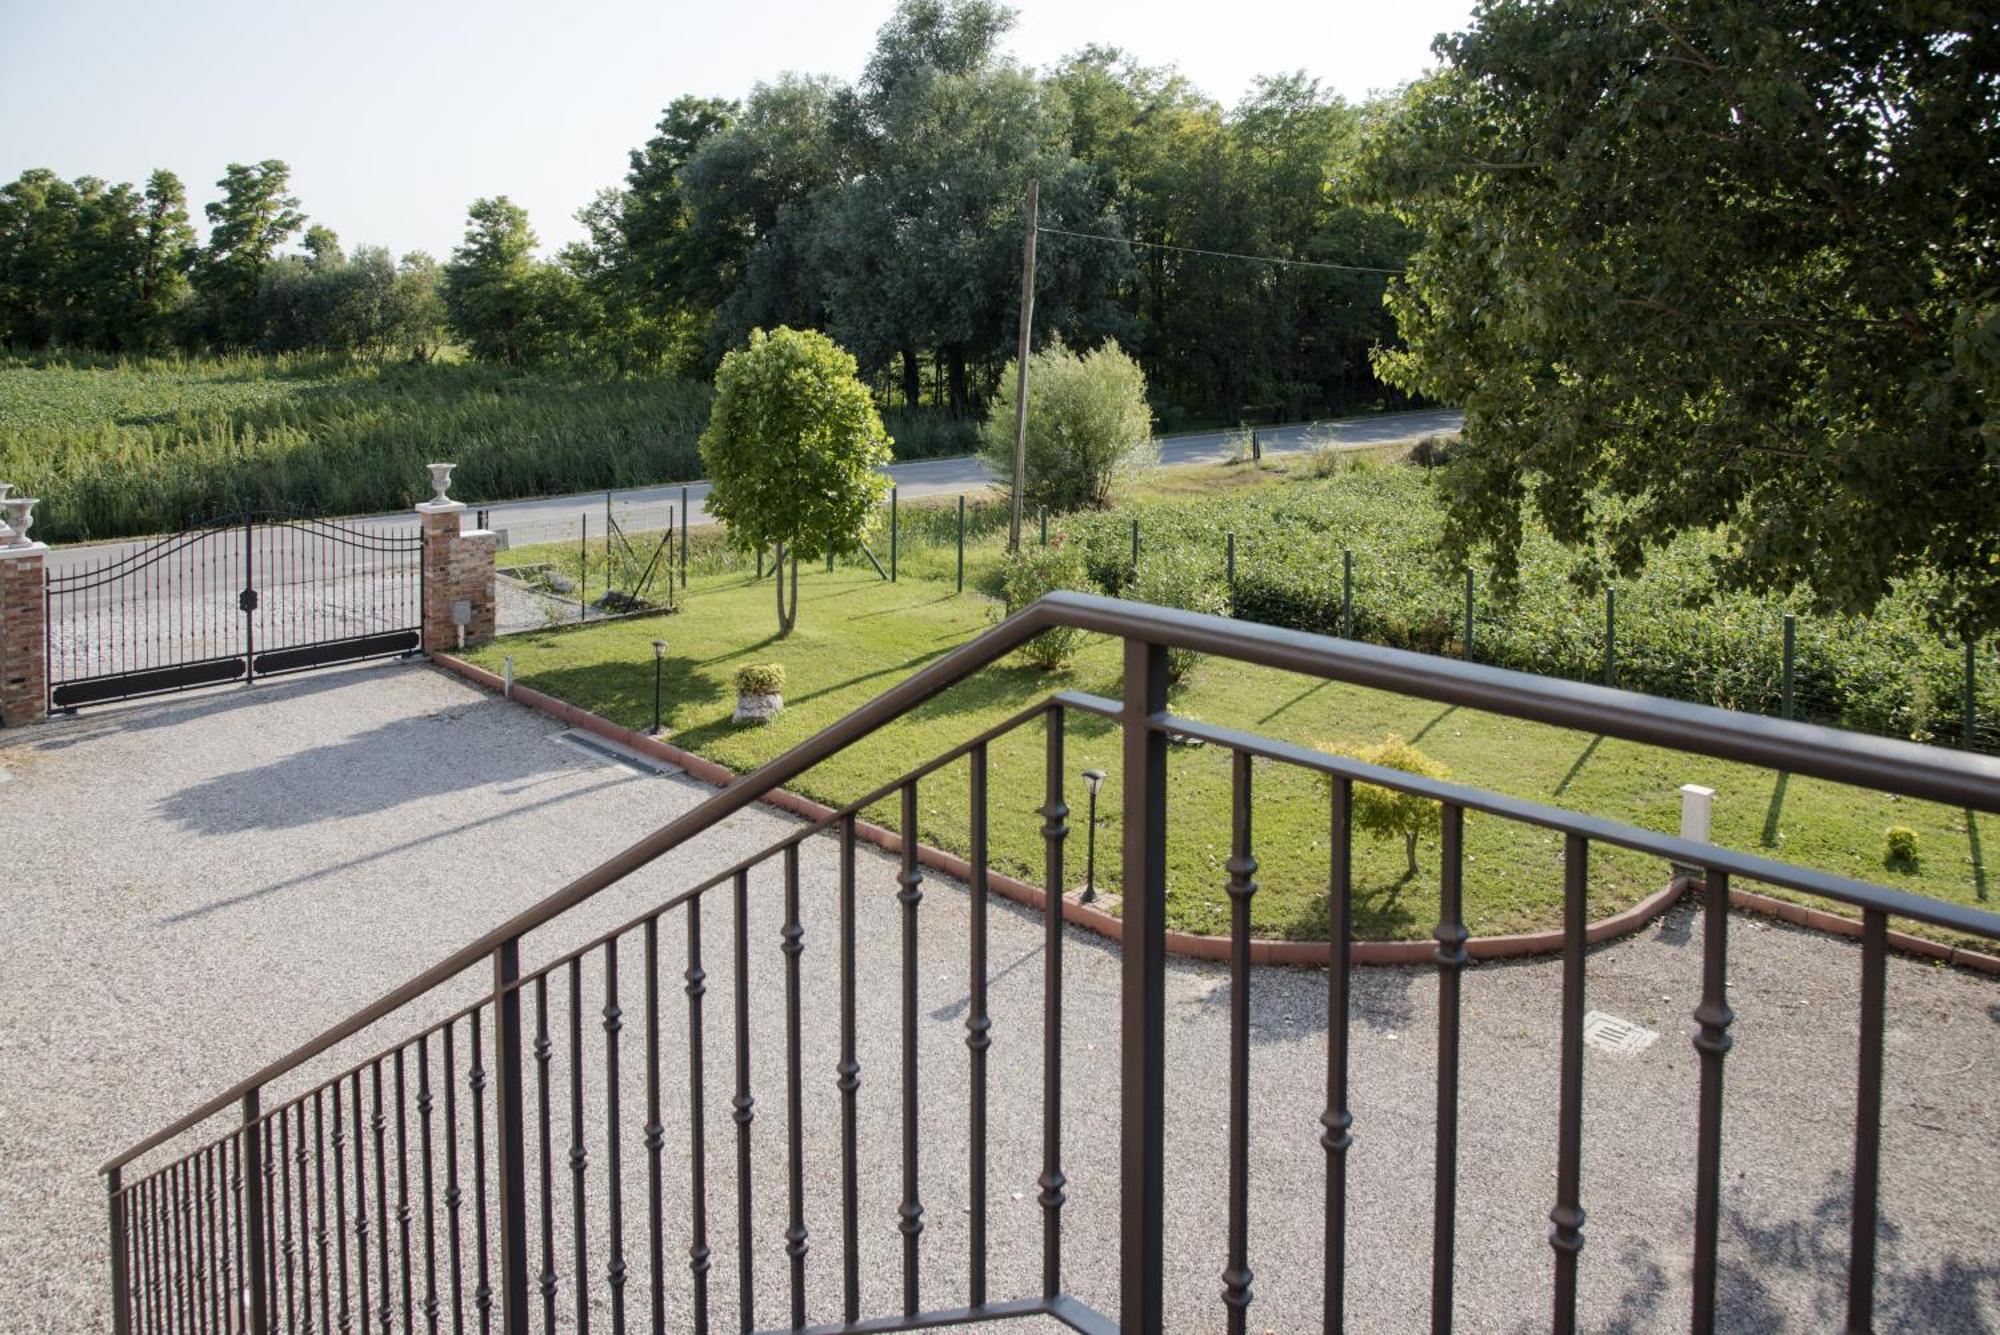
[513,653,726,732]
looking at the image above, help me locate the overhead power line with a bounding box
[1034,224,1407,276]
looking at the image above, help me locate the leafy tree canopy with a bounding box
[1359,0,2000,636]
[699,326,893,634]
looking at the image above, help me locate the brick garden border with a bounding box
[431,651,2000,977]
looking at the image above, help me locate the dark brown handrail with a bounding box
[102,590,2000,1175]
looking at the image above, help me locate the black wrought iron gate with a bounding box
[45,512,424,711]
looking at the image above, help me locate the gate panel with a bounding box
[44,512,424,711]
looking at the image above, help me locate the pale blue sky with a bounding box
[0,0,1473,260]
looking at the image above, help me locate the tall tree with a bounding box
[197,160,305,346]
[443,196,541,367]
[132,170,195,346]
[621,94,737,357]
[1360,0,2000,637]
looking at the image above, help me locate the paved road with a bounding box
[5,659,1995,1332]
[41,408,1463,575]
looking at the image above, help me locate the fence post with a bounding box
[680,486,689,589]
[1966,639,1978,751]
[957,494,967,593]
[1251,428,1262,463]
[108,1166,130,1335]
[493,937,530,1333]
[243,1089,270,1335]
[1226,532,1236,602]
[579,515,588,621]
[1342,549,1353,638]
[1463,568,1475,661]
[1040,505,1048,546]
[1603,588,1616,687]
[1782,614,1796,721]
[890,488,899,583]
[1119,636,1169,1333]
[1130,517,1140,580]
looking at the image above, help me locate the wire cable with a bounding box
[1035,224,1407,275]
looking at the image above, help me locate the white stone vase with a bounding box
[3,496,37,547]
[733,691,784,725]
[426,463,456,506]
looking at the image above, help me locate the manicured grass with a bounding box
[468,563,1992,949]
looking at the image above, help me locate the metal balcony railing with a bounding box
[100,592,2000,1334]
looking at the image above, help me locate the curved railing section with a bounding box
[100,592,2000,1335]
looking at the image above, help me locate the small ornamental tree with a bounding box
[1321,735,1452,874]
[700,327,893,635]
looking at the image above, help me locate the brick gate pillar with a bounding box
[417,465,497,655]
[0,499,49,727]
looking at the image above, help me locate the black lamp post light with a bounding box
[651,638,667,736]
[1080,767,1106,903]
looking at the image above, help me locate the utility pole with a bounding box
[1007,179,1039,553]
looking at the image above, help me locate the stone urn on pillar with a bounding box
[425,463,457,508]
[2,496,38,548]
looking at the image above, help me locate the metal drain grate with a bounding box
[1582,1010,1659,1055]
[555,729,684,777]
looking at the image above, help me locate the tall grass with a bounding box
[1,351,713,541]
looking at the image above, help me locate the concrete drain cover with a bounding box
[556,729,684,777]
[1582,1010,1658,1056]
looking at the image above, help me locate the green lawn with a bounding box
[467,562,1991,949]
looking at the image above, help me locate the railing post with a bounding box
[1120,636,1169,1334]
[243,1089,270,1335]
[493,937,530,1334]
[108,1166,131,1335]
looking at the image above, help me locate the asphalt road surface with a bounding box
[41,407,1463,575]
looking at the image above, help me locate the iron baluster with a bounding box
[781,846,809,1329]
[568,958,590,1335]
[1549,834,1589,1333]
[352,1070,371,1335]
[1121,636,1169,1335]
[313,1092,332,1335]
[1690,871,1733,1332]
[373,1063,391,1335]
[243,1090,270,1335]
[604,940,629,1333]
[687,895,712,1335]
[644,917,668,1335]
[1847,910,1889,1332]
[967,742,992,1310]
[837,815,861,1326]
[897,782,926,1315]
[1323,777,1354,1333]
[733,870,758,1333]
[535,977,557,1332]
[1038,708,1068,1300]
[470,1010,491,1335]
[333,1083,352,1335]
[444,1022,463,1335]
[1432,804,1468,1331]
[395,1050,413,1335]
[1222,750,1257,1332]
[417,1044,439,1335]
[492,940,529,1335]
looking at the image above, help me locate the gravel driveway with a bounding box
[3,661,1995,1333]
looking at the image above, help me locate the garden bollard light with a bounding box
[1080,767,1107,903]
[503,655,514,700]
[652,639,667,736]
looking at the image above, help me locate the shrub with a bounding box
[981,339,1155,514]
[1321,735,1452,873]
[998,536,1096,670]
[734,662,787,696]
[1883,825,1920,871]
[1129,544,1228,682]
[1408,433,1463,468]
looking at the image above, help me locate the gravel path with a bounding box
[3,661,1995,1333]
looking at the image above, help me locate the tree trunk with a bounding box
[901,347,921,409]
[947,343,970,418]
[775,542,792,636]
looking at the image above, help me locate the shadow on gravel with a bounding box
[22,661,402,753]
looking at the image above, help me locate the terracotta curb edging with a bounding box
[1715,884,2000,978]
[432,651,1702,967]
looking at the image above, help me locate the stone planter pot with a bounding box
[733,691,783,724]
[3,496,38,547]
[426,462,456,505]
